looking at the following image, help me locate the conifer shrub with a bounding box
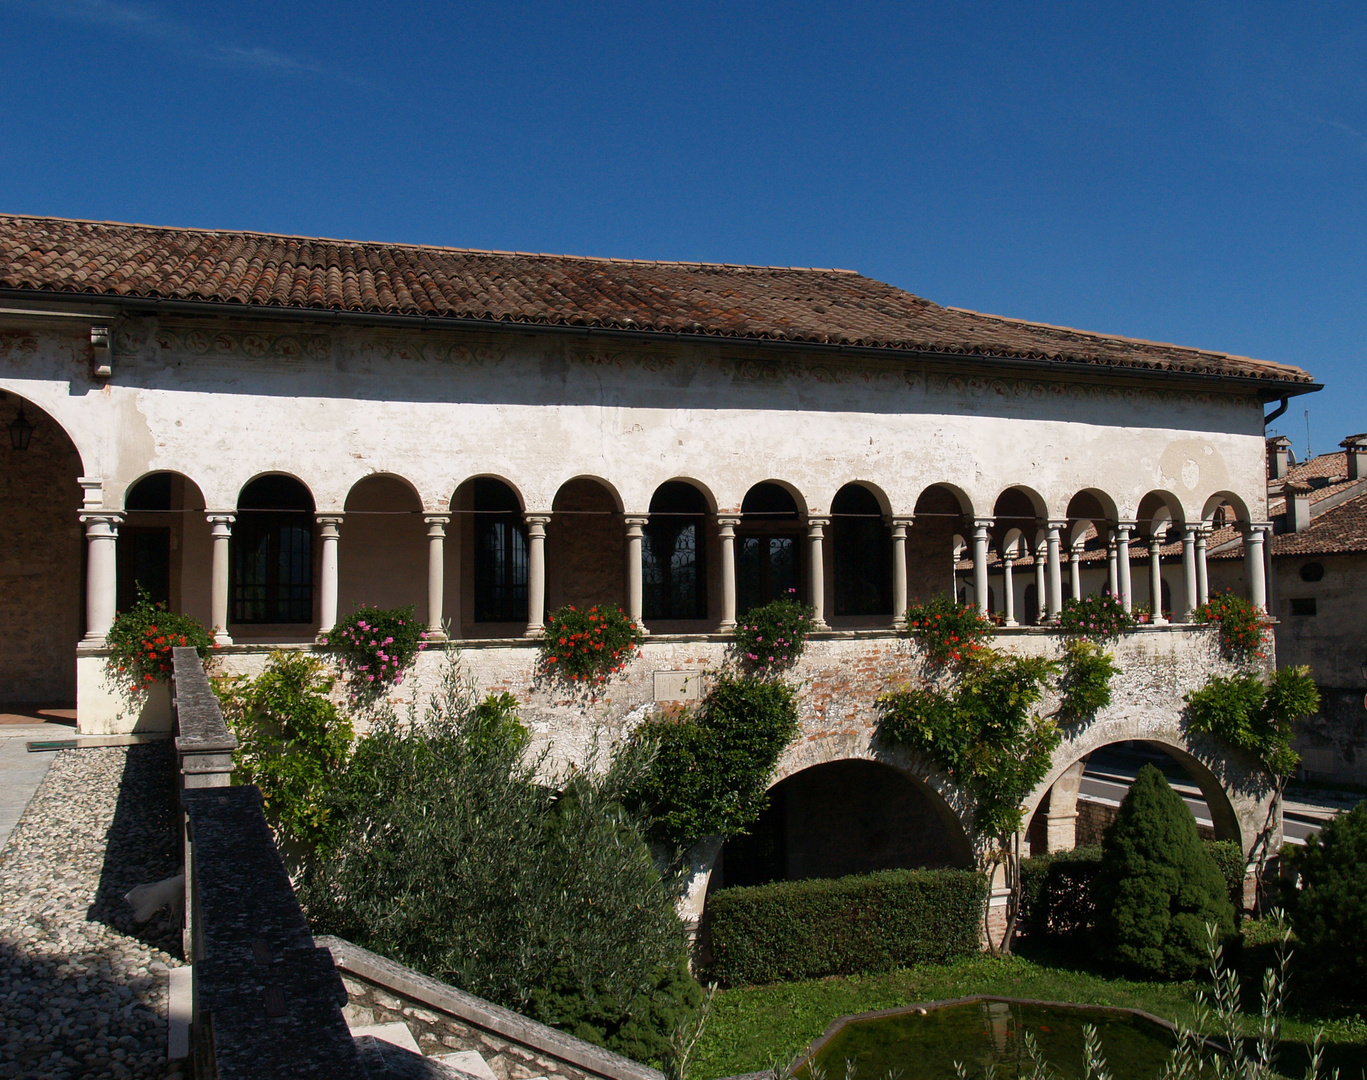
[1288,800,1367,998]
[703,867,987,986]
[1090,764,1235,977]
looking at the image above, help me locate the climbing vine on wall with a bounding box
[1184,666,1319,781]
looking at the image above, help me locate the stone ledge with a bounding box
[318,936,664,1080]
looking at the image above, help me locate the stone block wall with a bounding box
[323,938,662,1080]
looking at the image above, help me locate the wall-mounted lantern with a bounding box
[8,402,34,451]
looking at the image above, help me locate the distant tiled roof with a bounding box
[0,214,1315,384]
[1271,492,1367,556]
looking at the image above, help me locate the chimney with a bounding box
[1342,435,1367,481]
[1267,435,1293,480]
[1285,480,1312,533]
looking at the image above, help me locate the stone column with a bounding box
[1181,526,1198,620]
[1196,526,1210,606]
[625,515,649,633]
[1044,760,1087,853]
[1002,549,1017,626]
[717,516,739,630]
[971,519,992,615]
[1148,536,1167,625]
[1069,544,1082,601]
[1033,540,1046,624]
[424,514,450,641]
[206,513,235,646]
[1046,520,1066,618]
[890,517,910,628]
[1116,522,1134,614]
[524,514,551,636]
[808,516,829,628]
[317,514,343,638]
[80,512,123,645]
[1243,523,1268,612]
[1106,529,1119,599]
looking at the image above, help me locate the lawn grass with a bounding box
[693,926,1367,1080]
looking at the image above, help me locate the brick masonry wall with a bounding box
[0,404,83,703]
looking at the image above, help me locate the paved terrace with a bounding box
[0,741,184,1080]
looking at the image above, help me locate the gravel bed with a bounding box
[0,744,185,1080]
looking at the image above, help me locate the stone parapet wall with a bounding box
[322,937,663,1080]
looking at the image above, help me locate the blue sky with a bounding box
[2,1,1364,457]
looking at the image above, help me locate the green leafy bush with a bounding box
[1055,639,1120,725]
[733,593,814,675]
[218,650,354,849]
[1058,593,1133,642]
[903,595,993,668]
[1288,800,1367,998]
[704,867,987,986]
[299,657,697,1065]
[321,604,429,704]
[1185,666,1319,779]
[1193,591,1267,664]
[542,604,643,685]
[1020,839,1243,940]
[628,673,799,852]
[106,590,214,687]
[878,650,1059,839]
[1017,846,1103,939]
[1091,764,1235,977]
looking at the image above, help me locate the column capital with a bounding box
[623,514,650,529]
[972,517,995,531]
[1045,518,1069,532]
[525,512,553,526]
[716,515,741,529]
[807,515,830,532]
[316,513,344,531]
[423,512,451,526]
[79,511,123,536]
[1242,520,1274,536]
[1181,524,1198,540]
[891,514,914,528]
[206,511,236,526]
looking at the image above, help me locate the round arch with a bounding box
[341,474,426,619]
[741,478,808,516]
[830,482,893,622]
[914,481,975,519]
[1202,490,1251,524]
[990,484,1047,524]
[551,474,625,515]
[117,471,213,626]
[1137,490,1186,537]
[1023,713,1277,856]
[0,393,86,706]
[826,479,892,517]
[236,472,317,511]
[450,473,527,513]
[547,477,626,612]
[651,476,718,516]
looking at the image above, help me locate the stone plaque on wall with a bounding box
[653,671,702,702]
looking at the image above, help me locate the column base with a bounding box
[422,628,448,643]
[213,630,234,647]
[1003,618,1018,627]
[523,625,545,639]
[80,632,108,647]
[811,618,829,630]
[718,620,736,632]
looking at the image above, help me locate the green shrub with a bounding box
[1289,800,1367,998]
[733,593,814,675]
[1185,666,1319,779]
[704,867,987,986]
[1017,846,1103,939]
[299,656,696,1065]
[219,650,353,849]
[1055,639,1120,725]
[1091,764,1235,977]
[903,595,993,668]
[542,604,643,686]
[1058,593,1133,642]
[106,590,214,688]
[1020,839,1243,941]
[321,604,429,705]
[628,673,799,852]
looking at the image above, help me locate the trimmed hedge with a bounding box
[1018,839,1247,940]
[703,868,987,986]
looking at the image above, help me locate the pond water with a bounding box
[808,998,1179,1080]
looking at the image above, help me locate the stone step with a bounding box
[350,1020,422,1054]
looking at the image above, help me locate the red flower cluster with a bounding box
[541,604,643,686]
[904,596,994,668]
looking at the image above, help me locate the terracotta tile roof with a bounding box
[1270,492,1367,556]
[0,213,1315,385]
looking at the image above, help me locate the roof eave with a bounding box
[0,287,1321,399]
